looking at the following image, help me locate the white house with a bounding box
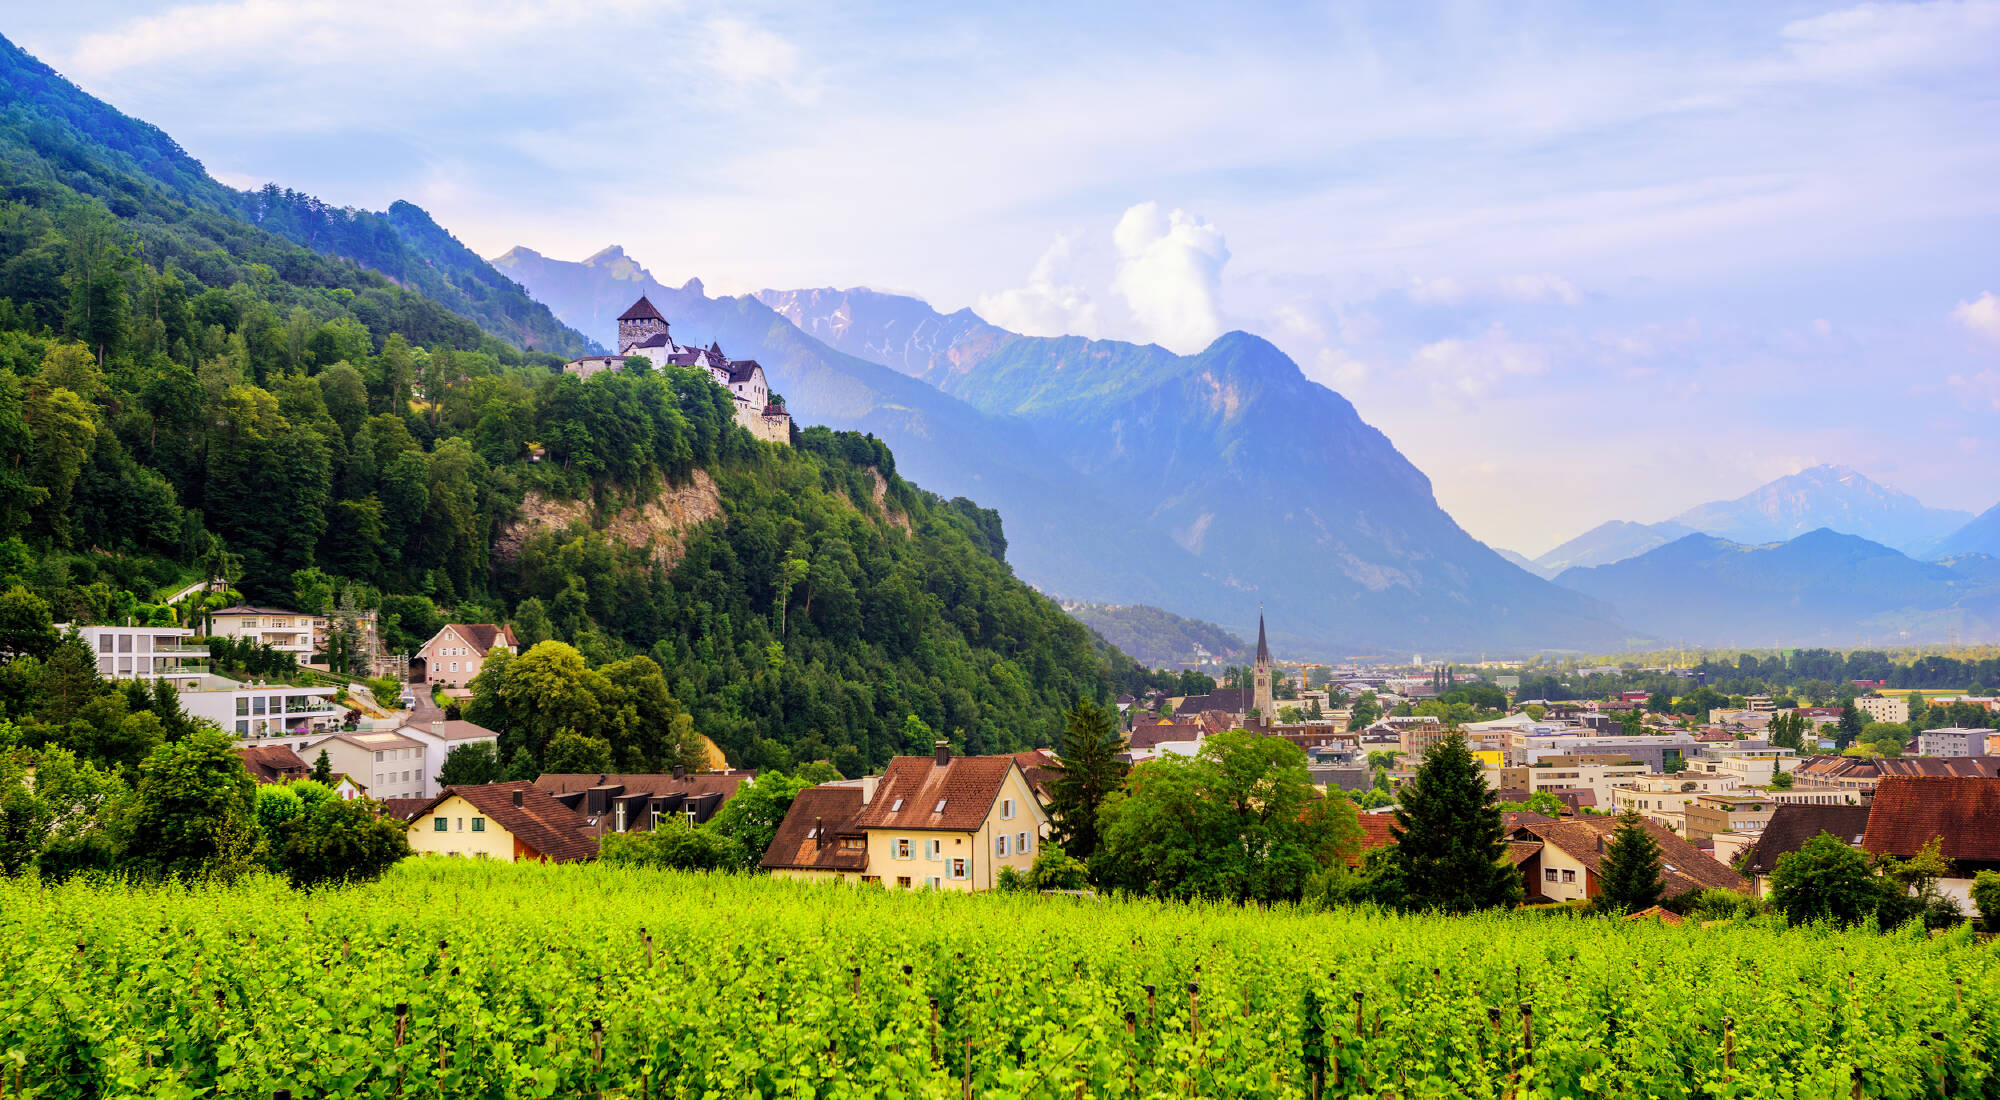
[61,624,208,680]
[206,605,319,659]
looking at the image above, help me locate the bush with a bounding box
[364,677,404,706]
[600,819,740,871]
[1973,870,2000,933]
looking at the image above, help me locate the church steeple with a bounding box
[1251,604,1274,723]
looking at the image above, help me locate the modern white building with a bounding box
[280,719,501,802]
[63,624,209,680]
[181,677,343,739]
[1918,727,1994,757]
[206,606,319,659]
[1855,695,1911,724]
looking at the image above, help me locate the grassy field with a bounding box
[1,862,1993,1098]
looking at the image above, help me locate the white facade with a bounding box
[64,624,209,680]
[207,607,320,658]
[1918,728,1993,757]
[189,679,342,739]
[292,731,430,802]
[1855,695,1910,724]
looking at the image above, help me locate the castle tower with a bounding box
[617,295,669,353]
[1252,607,1274,721]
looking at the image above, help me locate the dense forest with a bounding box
[1060,601,1246,668]
[0,32,1164,777]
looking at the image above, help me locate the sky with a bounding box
[12,0,2000,556]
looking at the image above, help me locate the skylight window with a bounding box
[890,798,904,812]
[934,799,947,813]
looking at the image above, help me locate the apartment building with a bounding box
[207,606,319,659]
[1855,695,1910,724]
[1918,728,1994,757]
[62,624,209,680]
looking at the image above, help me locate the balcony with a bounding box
[150,643,210,655]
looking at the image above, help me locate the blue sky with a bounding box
[13,1,2000,555]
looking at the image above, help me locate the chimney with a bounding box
[672,764,686,779]
[934,740,951,766]
[512,789,523,808]
[815,816,825,849]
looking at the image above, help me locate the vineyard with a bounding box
[1,862,1994,1099]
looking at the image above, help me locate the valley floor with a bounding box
[3,862,1991,1098]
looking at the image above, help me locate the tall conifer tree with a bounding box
[1594,811,1665,913]
[1389,733,1521,912]
[1045,700,1128,861]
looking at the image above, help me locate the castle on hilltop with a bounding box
[561,295,792,445]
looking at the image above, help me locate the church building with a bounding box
[561,295,792,445]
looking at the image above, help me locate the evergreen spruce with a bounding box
[1045,700,1128,861]
[1389,733,1522,912]
[1834,700,1864,750]
[310,749,334,786]
[1594,811,1665,913]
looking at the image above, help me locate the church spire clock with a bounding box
[1252,605,1274,722]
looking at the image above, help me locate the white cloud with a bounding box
[974,235,1102,339]
[701,17,818,104]
[1953,291,2000,342]
[1493,273,1581,306]
[1779,0,2000,79]
[1111,202,1230,353]
[1407,328,1550,405]
[1948,370,2000,410]
[1312,348,1371,391]
[1407,273,1578,307]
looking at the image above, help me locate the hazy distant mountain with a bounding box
[1553,529,2000,646]
[1494,548,1546,575]
[1928,501,2000,559]
[1062,602,1247,668]
[1669,465,1969,556]
[741,284,1634,655]
[1533,520,1699,575]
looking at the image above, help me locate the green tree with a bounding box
[437,741,504,787]
[1388,733,1522,913]
[542,730,615,775]
[1094,729,1359,903]
[600,817,739,871]
[1593,811,1665,914]
[1043,699,1127,861]
[1972,870,2000,933]
[0,586,58,661]
[125,730,261,881]
[704,766,837,872]
[1346,691,1381,730]
[1834,700,1865,751]
[272,793,410,888]
[1768,831,1885,927]
[1026,843,1090,891]
[311,749,334,785]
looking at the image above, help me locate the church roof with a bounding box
[618,296,666,322]
[1255,611,1271,666]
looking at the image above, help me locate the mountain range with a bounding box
[493,266,1638,655]
[1552,529,2000,647]
[1522,465,1977,576]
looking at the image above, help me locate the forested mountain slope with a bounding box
[0,37,1145,775]
[0,34,592,356]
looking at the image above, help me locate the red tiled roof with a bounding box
[1514,817,1748,897]
[382,798,432,821]
[413,781,598,863]
[443,624,518,653]
[760,785,868,872]
[849,753,1017,833]
[1861,776,2000,861]
[1742,804,1870,875]
[1010,750,1057,800]
[1625,906,1685,925]
[1128,722,1203,751]
[1352,813,1398,863]
[236,744,308,784]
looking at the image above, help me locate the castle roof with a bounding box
[726,360,762,384]
[631,332,673,348]
[618,296,666,322]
